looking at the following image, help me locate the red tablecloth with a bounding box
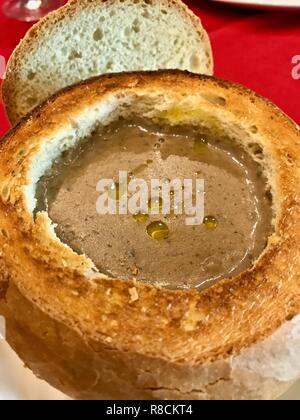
[0,0,299,137]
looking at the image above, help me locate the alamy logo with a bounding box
[0,55,6,80]
[0,315,5,340]
[96,171,205,226]
[292,55,300,80]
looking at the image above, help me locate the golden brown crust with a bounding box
[2,0,213,124]
[0,71,300,399]
[1,282,296,400]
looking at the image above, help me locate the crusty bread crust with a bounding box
[0,71,300,399]
[2,0,213,125]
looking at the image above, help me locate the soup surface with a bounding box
[37,121,273,289]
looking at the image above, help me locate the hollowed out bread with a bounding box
[2,0,213,125]
[0,71,300,400]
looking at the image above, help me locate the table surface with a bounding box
[212,0,300,7]
[0,0,299,400]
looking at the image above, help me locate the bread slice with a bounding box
[0,71,300,399]
[2,0,213,124]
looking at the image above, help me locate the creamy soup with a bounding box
[37,120,273,289]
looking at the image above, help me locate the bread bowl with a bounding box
[0,70,300,400]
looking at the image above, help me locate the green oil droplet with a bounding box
[166,208,180,220]
[194,137,208,153]
[133,212,149,223]
[132,163,148,176]
[147,221,169,240]
[161,177,170,185]
[108,182,120,201]
[203,216,218,230]
[148,196,163,212]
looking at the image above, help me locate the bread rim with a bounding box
[2,0,213,125]
[0,70,300,399]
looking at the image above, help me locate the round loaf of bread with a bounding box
[0,71,300,400]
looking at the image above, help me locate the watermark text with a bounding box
[292,55,300,80]
[0,55,6,80]
[96,171,205,226]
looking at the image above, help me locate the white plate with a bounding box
[0,340,69,400]
[211,0,300,10]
